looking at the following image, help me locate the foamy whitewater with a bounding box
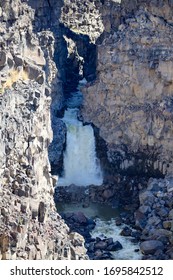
[92,218,141,260]
[57,107,103,186]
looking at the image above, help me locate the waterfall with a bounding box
[57,107,103,186]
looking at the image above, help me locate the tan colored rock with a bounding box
[82,8,173,175]
[24,46,46,67]
[163,221,171,229]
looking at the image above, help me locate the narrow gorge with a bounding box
[1,0,173,260]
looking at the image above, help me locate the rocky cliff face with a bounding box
[121,0,173,23]
[0,0,87,260]
[82,1,173,177]
[60,0,104,43]
[1,0,173,260]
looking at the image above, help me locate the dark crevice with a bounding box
[47,0,51,8]
[60,24,97,98]
[26,0,99,177]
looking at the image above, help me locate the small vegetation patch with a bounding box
[0,69,29,94]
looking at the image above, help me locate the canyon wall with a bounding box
[82,1,173,177]
[1,0,173,260]
[0,0,87,260]
[121,0,173,23]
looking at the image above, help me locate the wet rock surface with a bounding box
[55,174,145,209]
[55,176,144,259]
[55,175,173,259]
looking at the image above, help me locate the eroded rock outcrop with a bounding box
[60,0,104,43]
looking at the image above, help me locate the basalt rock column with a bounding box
[0,0,87,260]
[82,4,173,176]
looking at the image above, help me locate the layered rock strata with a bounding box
[82,6,173,176]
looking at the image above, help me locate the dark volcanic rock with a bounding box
[107,241,123,252]
[120,226,132,237]
[72,212,88,225]
[95,241,107,250]
[140,240,164,255]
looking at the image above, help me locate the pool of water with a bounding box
[57,201,121,221]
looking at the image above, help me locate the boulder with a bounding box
[107,241,123,251]
[140,240,164,255]
[169,209,173,220]
[163,221,171,230]
[120,226,132,236]
[134,210,147,229]
[151,229,172,241]
[138,205,151,214]
[147,215,161,227]
[102,189,114,200]
[0,51,7,67]
[139,190,155,206]
[94,241,107,250]
[157,208,168,218]
[131,230,141,240]
[115,217,122,226]
[147,182,160,192]
[14,55,23,67]
[94,249,102,257]
[166,247,173,259]
[105,237,114,245]
[72,212,88,225]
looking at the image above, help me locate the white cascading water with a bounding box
[57,99,103,187]
[91,218,141,260]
